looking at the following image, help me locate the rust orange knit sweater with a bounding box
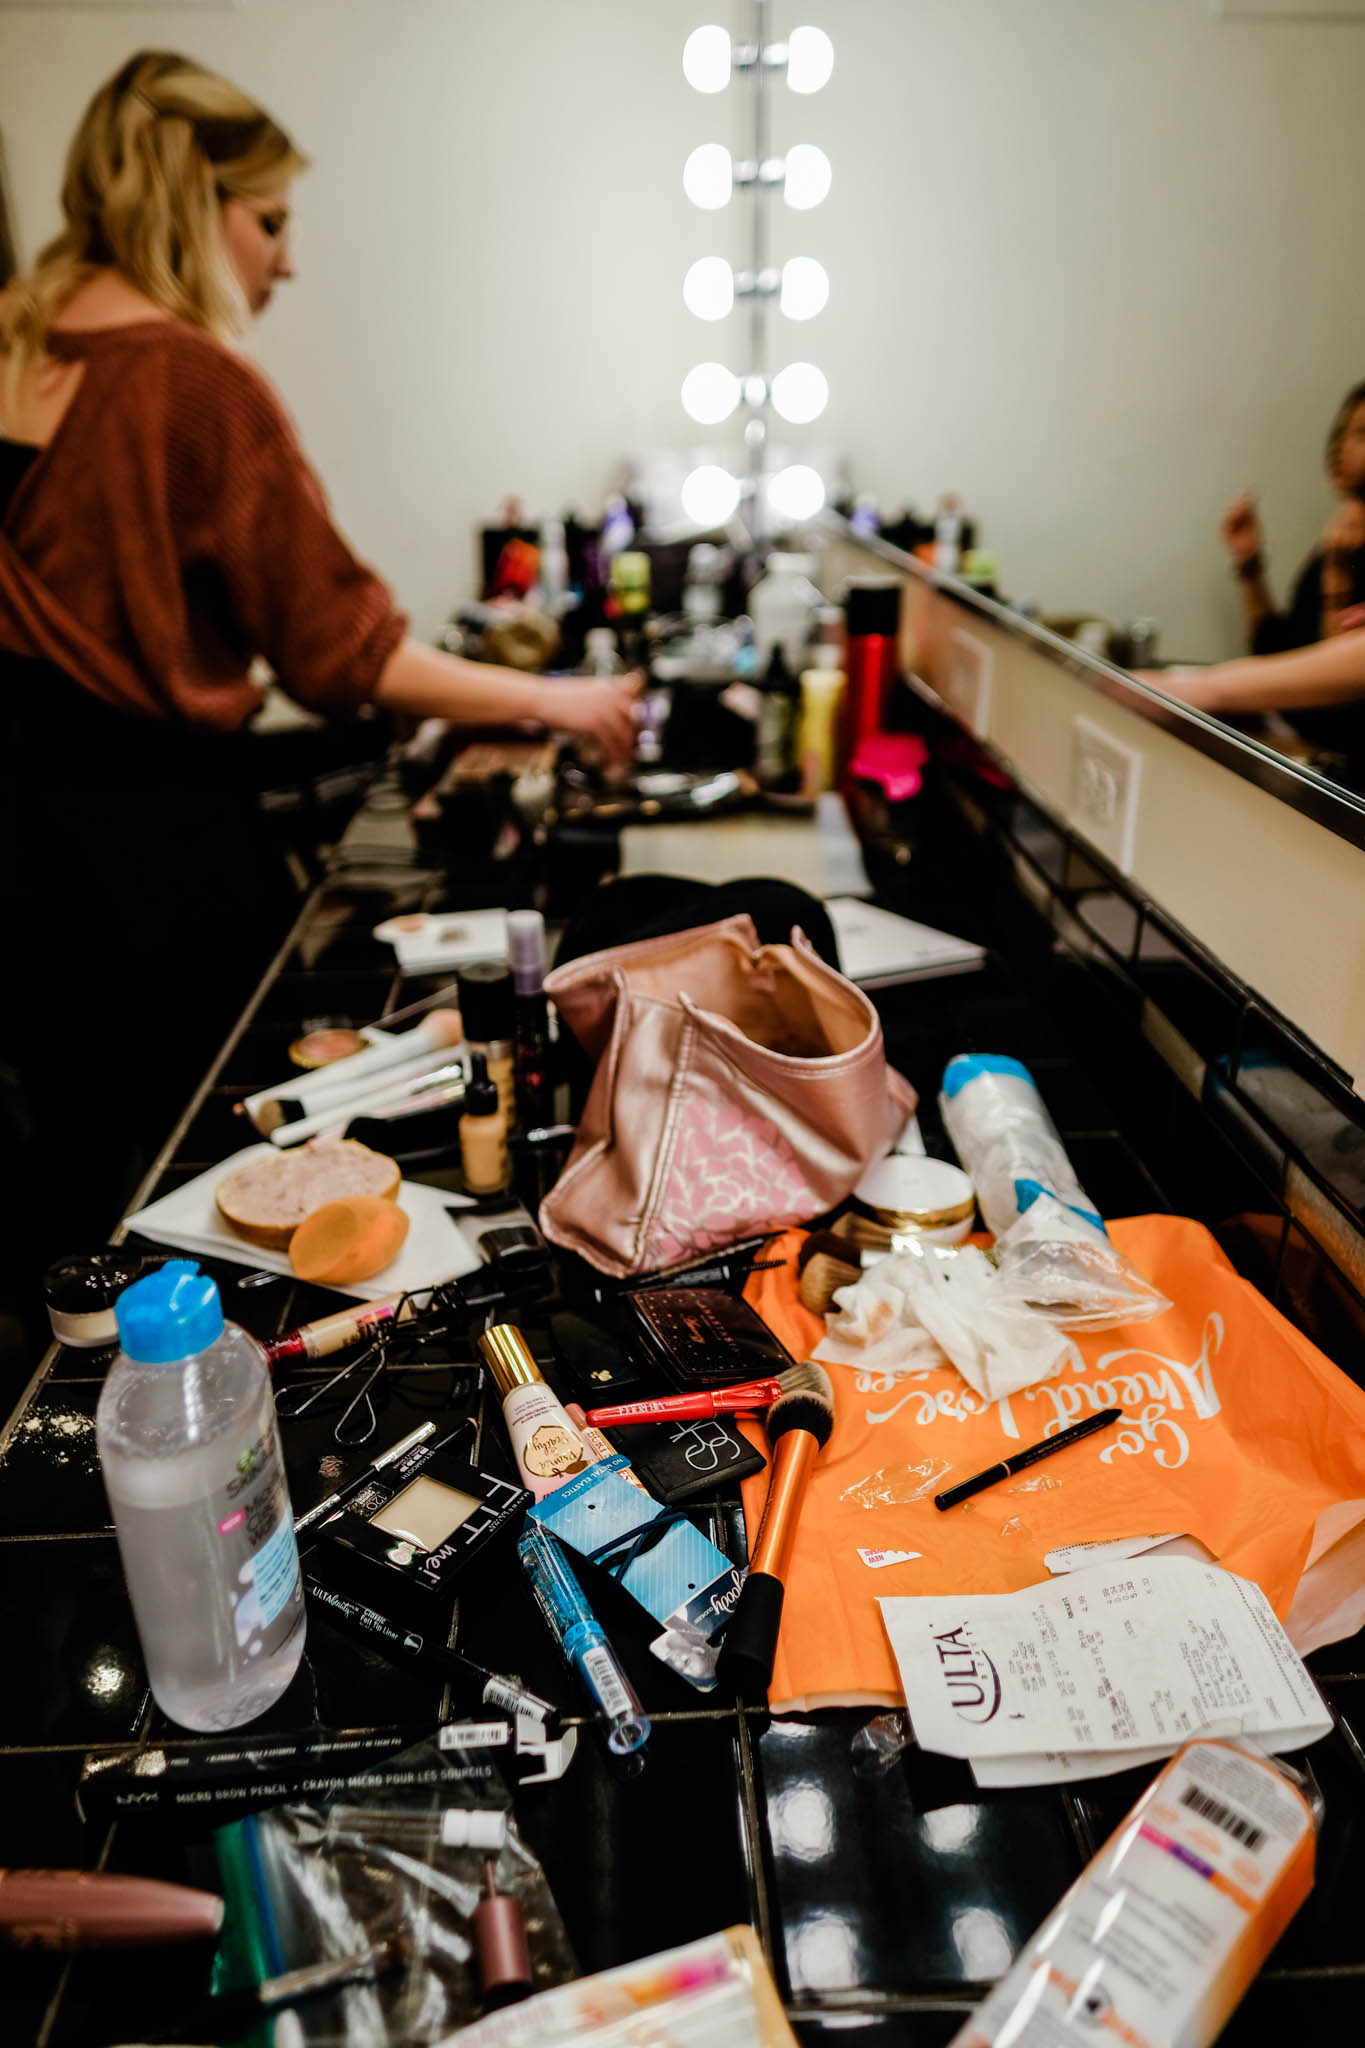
[0,319,406,730]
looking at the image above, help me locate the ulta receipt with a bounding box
[879,1557,1330,1770]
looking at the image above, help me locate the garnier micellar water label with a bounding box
[215,1415,302,1652]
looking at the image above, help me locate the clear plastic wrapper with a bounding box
[939,1055,1170,1328]
[839,1457,953,1509]
[211,1738,575,2044]
[850,1710,914,1776]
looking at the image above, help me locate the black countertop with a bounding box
[5,760,1365,2047]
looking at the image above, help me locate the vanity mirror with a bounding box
[778,3,1365,818]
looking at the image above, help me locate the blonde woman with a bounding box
[0,50,634,1260]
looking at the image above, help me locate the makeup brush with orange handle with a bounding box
[716,1361,835,1701]
[584,1373,793,1427]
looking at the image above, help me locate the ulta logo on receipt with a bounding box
[933,1624,1002,1724]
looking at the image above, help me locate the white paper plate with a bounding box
[372,909,509,977]
[126,1145,480,1300]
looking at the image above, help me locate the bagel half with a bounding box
[216,1138,401,1250]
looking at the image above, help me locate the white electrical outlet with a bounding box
[944,629,993,736]
[1070,716,1143,873]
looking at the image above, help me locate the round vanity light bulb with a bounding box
[683,24,732,93]
[683,256,735,321]
[786,26,834,94]
[780,256,829,321]
[682,464,741,527]
[771,361,828,424]
[768,463,826,522]
[783,143,832,211]
[683,143,733,210]
[681,362,741,425]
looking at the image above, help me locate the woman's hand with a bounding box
[1323,500,1365,563]
[1220,493,1263,566]
[1133,666,1219,707]
[537,673,641,766]
[1135,629,1365,715]
[375,639,642,759]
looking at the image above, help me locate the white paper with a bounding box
[826,896,986,988]
[971,1724,1296,1789]
[879,1558,1331,1766]
[125,1146,480,1300]
[816,1240,1074,1402]
[1044,1532,1183,1574]
[971,1743,1177,1788]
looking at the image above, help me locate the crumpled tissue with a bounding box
[814,1236,1076,1403]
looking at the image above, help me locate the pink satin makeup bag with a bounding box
[539,913,916,1276]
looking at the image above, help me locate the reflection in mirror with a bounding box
[0,132,15,290]
[1141,384,1365,793]
[759,10,1365,810]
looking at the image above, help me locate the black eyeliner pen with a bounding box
[628,1255,786,1294]
[570,1254,785,1309]
[934,1407,1125,1511]
[293,1421,436,1533]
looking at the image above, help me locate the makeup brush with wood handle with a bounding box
[797,1230,863,1314]
[716,1361,835,1700]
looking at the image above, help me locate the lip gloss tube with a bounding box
[516,1522,649,1756]
[0,1870,224,1949]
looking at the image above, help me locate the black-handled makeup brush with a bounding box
[716,1361,835,1701]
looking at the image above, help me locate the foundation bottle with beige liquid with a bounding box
[459,1053,509,1198]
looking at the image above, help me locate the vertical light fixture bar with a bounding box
[744,0,773,537]
[681,10,832,533]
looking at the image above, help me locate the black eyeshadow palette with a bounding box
[623,1286,798,1391]
[304,1427,530,1629]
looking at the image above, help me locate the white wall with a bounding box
[2,0,1363,658]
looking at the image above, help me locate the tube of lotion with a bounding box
[950,1738,1318,2048]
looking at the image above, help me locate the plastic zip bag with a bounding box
[211,1737,575,2044]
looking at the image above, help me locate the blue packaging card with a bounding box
[528,1459,742,1643]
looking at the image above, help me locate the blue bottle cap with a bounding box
[115,1259,224,1363]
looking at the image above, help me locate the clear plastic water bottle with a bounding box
[96,1260,306,1731]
